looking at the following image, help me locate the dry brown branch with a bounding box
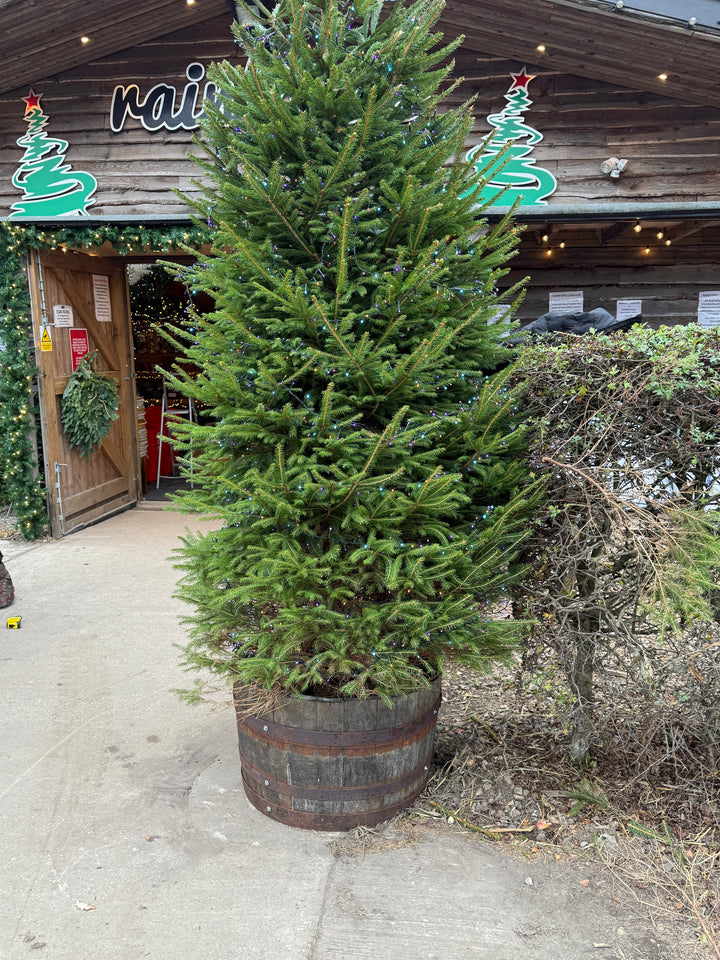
[512,328,720,758]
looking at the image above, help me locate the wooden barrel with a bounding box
[233,679,441,831]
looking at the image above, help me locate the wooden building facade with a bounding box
[2,0,720,534]
[3,4,720,325]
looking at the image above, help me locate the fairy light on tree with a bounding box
[164,0,540,702]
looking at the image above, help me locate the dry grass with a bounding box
[0,503,21,540]
[400,660,719,959]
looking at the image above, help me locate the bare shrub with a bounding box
[512,325,720,762]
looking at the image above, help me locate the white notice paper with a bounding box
[53,304,74,327]
[698,291,720,328]
[616,299,642,322]
[548,290,583,314]
[92,274,112,323]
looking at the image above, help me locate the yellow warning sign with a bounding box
[40,326,52,352]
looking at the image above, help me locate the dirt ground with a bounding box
[366,664,720,960]
[0,505,21,541]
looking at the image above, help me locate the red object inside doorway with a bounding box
[143,404,174,483]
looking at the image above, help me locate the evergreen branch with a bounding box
[334,410,409,509]
[241,159,320,263]
[314,298,377,396]
[382,174,412,251]
[310,132,362,221]
[333,197,354,318]
[318,383,335,432]
[356,84,377,151]
[276,444,288,494]
[408,205,431,258]
[382,317,467,405]
[317,0,336,70]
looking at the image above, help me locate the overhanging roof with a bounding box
[440,0,720,107]
[1,0,720,107]
[0,0,230,96]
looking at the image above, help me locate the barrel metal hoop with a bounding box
[238,740,434,802]
[237,692,441,749]
[241,772,427,831]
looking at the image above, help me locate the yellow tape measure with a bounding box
[6,616,21,629]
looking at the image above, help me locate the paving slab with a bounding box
[0,504,688,959]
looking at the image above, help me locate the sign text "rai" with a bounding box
[110,62,217,133]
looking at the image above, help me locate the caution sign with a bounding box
[40,326,52,352]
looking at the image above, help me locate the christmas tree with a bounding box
[463,68,557,208]
[10,91,97,218]
[167,0,538,702]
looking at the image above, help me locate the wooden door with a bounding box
[28,249,139,537]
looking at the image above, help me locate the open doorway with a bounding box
[127,262,212,501]
[26,246,214,536]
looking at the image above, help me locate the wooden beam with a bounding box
[597,222,631,245]
[438,0,720,108]
[667,220,720,243]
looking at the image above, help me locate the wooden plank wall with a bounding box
[502,227,720,327]
[451,54,720,205]
[2,36,720,218]
[3,34,720,326]
[449,56,720,327]
[0,15,238,218]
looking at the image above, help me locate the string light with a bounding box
[0,228,46,537]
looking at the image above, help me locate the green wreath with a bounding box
[61,351,120,461]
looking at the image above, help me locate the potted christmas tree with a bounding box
[166,0,537,830]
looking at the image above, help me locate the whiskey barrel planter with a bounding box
[233,679,441,831]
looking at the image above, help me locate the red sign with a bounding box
[69,329,90,371]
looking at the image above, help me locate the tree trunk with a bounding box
[568,564,600,761]
[569,629,596,760]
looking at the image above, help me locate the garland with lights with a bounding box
[2,221,210,258]
[0,228,46,539]
[0,220,210,539]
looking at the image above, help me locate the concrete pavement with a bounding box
[0,502,686,959]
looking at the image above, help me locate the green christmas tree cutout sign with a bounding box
[463,68,557,208]
[10,91,98,218]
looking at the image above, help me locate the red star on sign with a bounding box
[509,68,535,91]
[22,90,42,114]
